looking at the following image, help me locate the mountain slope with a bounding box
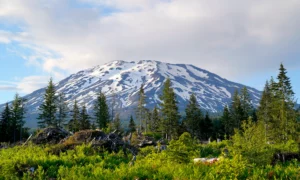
[1,60,262,127]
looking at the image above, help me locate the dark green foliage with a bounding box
[144,110,151,133]
[10,93,26,142]
[56,93,68,128]
[94,92,110,130]
[113,113,122,132]
[160,78,180,140]
[211,118,223,140]
[272,64,298,142]
[0,94,27,143]
[68,100,80,132]
[128,115,136,132]
[79,105,91,130]
[221,105,233,137]
[150,106,160,133]
[185,93,203,139]
[202,112,213,140]
[230,89,244,130]
[0,103,12,142]
[256,64,299,143]
[257,81,273,141]
[38,78,57,128]
[240,87,253,120]
[91,121,97,130]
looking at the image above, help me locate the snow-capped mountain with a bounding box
[1,60,262,127]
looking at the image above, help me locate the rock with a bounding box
[193,158,207,163]
[32,127,70,144]
[194,158,219,164]
[63,129,106,145]
[63,130,139,157]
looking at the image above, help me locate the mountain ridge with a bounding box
[0,60,262,127]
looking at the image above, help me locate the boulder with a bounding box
[32,127,70,144]
[63,129,106,145]
[194,158,219,164]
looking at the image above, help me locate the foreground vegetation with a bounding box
[0,131,299,180]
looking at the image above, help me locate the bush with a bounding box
[0,132,299,179]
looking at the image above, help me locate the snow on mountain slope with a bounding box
[0,60,262,127]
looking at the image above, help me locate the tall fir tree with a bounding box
[128,115,136,133]
[257,81,273,142]
[160,78,180,140]
[151,106,160,132]
[240,87,253,120]
[221,105,233,137]
[145,110,152,133]
[230,89,243,130]
[0,103,12,142]
[113,113,122,133]
[10,93,26,142]
[185,93,203,139]
[68,100,80,132]
[202,112,213,140]
[94,92,110,130]
[38,78,57,128]
[56,93,68,128]
[136,84,147,132]
[79,105,91,130]
[271,64,298,142]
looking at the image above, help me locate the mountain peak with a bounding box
[1,60,261,127]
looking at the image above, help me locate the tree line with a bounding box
[0,63,299,143]
[0,94,28,143]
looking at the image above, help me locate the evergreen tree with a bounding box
[0,103,12,142]
[143,110,151,133]
[271,64,298,142]
[160,78,180,140]
[10,93,26,142]
[38,78,57,128]
[94,92,110,130]
[251,109,258,122]
[185,93,203,139]
[221,105,233,137]
[79,105,91,130]
[128,115,136,133]
[230,89,243,130]
[257,81,273,142]
[91,121,97,130]
[151,106,160,132]
[113,113,122,132]
[202,112,213,140]
[56,93,68,128]
[136,84,147,132]
[240,87,253,120]
[68,100,80,132]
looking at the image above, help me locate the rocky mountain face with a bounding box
[0,60,262,127]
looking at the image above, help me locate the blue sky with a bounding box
[1,0,300,104]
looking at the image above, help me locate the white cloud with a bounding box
[16,76,50,94]
[0,0,300,91]
[0,85,19,91]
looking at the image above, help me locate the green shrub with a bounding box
[0,135,299,179]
